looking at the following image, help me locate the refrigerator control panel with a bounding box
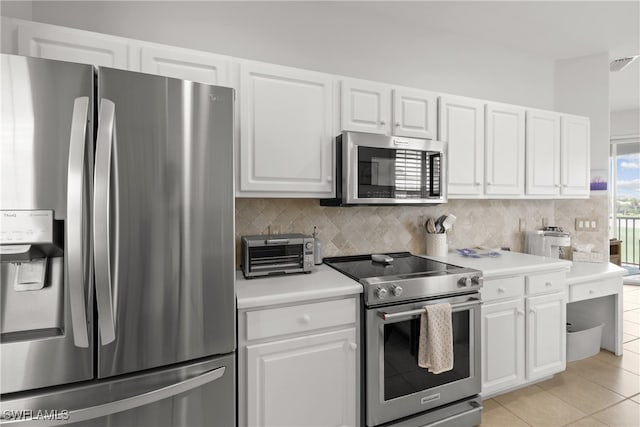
[0,210,54,244]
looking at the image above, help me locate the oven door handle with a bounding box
[378,297,481,322]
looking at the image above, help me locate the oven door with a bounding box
[365,293,481,427]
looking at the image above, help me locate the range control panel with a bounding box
[0,210,54,245]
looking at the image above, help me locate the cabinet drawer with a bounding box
[481,276,525,302]
[569,277,621,302]
[526,271,565,295]
[246,298,356,341]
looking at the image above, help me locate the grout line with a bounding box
[490,398,533,426]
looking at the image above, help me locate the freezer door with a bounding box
[1,54,94,393]
[95,68,235,378]
[0,353,235,427]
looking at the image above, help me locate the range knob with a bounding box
[457,277,472,288]
[375,287,388,299]
[390,284,403,296]
[471,275,482,286]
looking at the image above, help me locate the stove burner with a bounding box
[324,252,482,307]
[324,252,464,281]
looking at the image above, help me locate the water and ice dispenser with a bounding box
[0,210,65,341]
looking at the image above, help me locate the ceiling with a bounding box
[357,1,640,112]
[9,0,640,111]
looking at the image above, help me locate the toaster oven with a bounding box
[241,234,314,278]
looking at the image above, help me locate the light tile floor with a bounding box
[481,284,640,426]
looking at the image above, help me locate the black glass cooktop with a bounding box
[324,252,464,281]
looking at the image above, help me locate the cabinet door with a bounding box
[239,61,334,197]
[139,46,230,85]
[561,115,590,197]
[341,79,390,135]
[246,328,357,427]
[392,87,437,139]
[526,111,561,196]
[481,298,525,395]
[439,96,485,197]
[485,103,525,196]
[17,20,131,69]
[526,293,566,380]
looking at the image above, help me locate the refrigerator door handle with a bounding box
[1,366,226,426]
[93,99,118,345]
[66,96,91,348]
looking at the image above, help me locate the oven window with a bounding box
[357,146,441,199]
[383,310,470,401]
[248,244,303,273]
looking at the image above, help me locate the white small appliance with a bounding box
[525,229,571,258]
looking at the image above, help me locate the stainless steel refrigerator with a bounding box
[0,54,236,426]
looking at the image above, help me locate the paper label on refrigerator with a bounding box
[0,210,53,244]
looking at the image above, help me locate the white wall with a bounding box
[611,109,640,137]
[8,1,557,109]
[0,1,32,20]
[555,53,610,171]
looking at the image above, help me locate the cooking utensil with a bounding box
[425,218,436,234]
[435,215,447,233]
[442,214,457,232]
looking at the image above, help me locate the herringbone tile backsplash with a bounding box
[235,195,608,266]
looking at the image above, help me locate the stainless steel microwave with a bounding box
[241,234,314,278]
[321,131,447,206]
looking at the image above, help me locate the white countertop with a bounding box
[566,261,627,285]
[236,264,362,309]
[421,250,571,279]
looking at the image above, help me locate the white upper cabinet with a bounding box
[238,61,334,197]
[561,115,590,197]
[392,88,437,139]
[139,46,231,86]
[17,20,131,69]
[485,103,526,196]
[526,110,561,196]
[340,79,390,135]
[439,96,485,198]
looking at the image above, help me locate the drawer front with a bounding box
[481,276,525,302]
[569,277,621,302]
[526,271,566,295]
[246,298,356,341]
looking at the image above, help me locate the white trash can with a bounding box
[566,320,604,362]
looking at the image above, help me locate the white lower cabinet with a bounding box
[482,298,525,393]
[526,292,567,380]
[246,329,357,427]
[239,296,359,427]
[481,270,566,397]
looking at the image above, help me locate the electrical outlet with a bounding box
[519,218,526,232]
[575,218,598,232]
[542,217,549,228]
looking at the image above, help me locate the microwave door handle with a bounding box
[378,297,481,322]
[94,99,118,345]
[66,96,91,348]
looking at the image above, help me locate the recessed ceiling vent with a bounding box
[610,55,639,72]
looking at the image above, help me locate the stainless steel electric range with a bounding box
[324,252,483,427]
